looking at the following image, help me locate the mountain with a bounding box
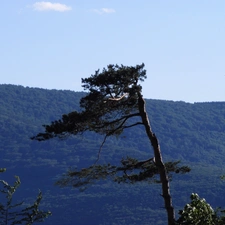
[0,84,225,225]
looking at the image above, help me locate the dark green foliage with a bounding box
[80,64,145,113]
[0,175,51,225]
[56,158,190,189]
[32,64,146,140]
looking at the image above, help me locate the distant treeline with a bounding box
[0,84,225,225]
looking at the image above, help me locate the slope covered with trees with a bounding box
[0,84,225,224]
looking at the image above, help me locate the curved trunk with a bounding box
[137,92,175,225]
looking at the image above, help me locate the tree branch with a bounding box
[107,93,128,101]
[95,116,131,163]
[93,112,140,130]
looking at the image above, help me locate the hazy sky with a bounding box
[1,1,225,103]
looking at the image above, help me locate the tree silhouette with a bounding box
[32,63,189,225]
[0,175,51,225]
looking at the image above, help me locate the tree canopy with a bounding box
[33,64,146,140]
[177,193,225,225]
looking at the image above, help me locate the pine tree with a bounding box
[32,63,189,225]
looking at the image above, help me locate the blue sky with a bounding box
[1,1,224,103]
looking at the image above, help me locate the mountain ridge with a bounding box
[0,84,225,225]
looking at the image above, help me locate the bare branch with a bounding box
[107,93,128,101]
[94,134,109,164]
[95,116,141,164]
[122,122,143,129]
[94,112,140,130]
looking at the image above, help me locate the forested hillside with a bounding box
[0,84,225,225]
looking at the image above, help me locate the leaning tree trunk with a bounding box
[137,92,175,225]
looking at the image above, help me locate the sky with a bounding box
[1,1,225,103]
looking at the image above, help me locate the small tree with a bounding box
[0,175,51,225]
[32,63,189,225]
[177,193,225,225]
